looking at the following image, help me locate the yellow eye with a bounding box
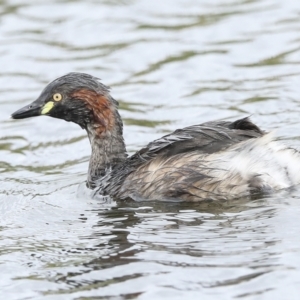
[53,93,62,101]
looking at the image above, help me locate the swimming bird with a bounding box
[11,73,300,201]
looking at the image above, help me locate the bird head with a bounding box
[11,72,118,135]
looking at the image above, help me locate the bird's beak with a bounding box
[11,98,53,119]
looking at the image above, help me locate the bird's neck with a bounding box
[85,110,127,188]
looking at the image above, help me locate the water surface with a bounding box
[1,0,300,299]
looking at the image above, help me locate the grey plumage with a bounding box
[94,118,267,201]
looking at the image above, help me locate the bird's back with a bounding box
[95,117,300,201]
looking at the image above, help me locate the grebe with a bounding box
[11,73,300,201]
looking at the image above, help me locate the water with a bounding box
[1,0,300,299]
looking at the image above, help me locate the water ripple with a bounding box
[1,0,300,299]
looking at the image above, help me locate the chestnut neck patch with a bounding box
[71,89,115,136]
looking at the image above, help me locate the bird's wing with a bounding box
[134,117,263,161]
